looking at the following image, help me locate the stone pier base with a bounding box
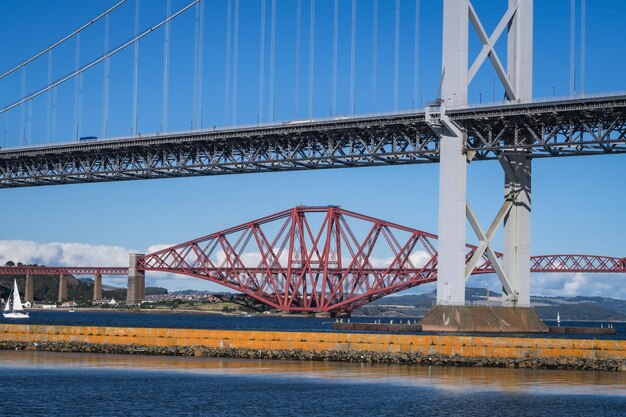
[58,275,68,303]
[418,306,549,333]
[126,254,145,306]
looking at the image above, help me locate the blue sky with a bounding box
[0,0,625,297]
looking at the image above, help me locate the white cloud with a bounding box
[532,272,624,299]
[146,244,175,254]
[0,240,132,267]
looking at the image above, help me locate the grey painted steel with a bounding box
[436,0,469,305]
[503,0,533,307]
[0,94,625,188]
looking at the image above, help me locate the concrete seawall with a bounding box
[1,324,624,371]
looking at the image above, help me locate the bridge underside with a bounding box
[0,94,625,188]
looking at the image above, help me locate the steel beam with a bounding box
[0,94,626,188]
[503,0,533,306]
[436,0,469,305]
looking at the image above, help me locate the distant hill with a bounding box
[354,287,626,321]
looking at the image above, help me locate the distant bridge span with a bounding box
[0,219,623,312]
[135,206,626,313]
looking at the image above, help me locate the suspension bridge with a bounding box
[0,0,624,320]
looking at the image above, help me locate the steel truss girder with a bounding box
[136,206,626,314]
[0,95,626,188]
[0,266,128,275]
[138,206,475,314]
[0,254,622,289]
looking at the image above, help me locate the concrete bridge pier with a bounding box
[420,0,537,331]
[58,274,68,303]
[24,274,34,304]
[93,273,102,302]
[126,254,145,306]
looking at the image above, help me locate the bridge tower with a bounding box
[436,0,533,307]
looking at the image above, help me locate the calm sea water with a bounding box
[0,351,624,417]
[4,310,625,339]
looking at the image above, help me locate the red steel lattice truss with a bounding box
[0,208,624,313]
[139,206,449,313]
[137,206,626,314]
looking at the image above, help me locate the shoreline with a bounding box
[1,323,624,372]
[27,308,626,323]
[1,340,624,371]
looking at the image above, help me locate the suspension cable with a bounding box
[0,0,128,81]
[0,0,200,116]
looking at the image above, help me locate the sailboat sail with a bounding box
[2,279,28,318]
[12,279,23,311]
[3,288,11,311]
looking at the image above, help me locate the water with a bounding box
[4,310,626,339]
[0,351,624,416]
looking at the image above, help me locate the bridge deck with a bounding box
[1,95,625,188]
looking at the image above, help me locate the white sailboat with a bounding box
[556,311,561,327]
[3,279,29,319]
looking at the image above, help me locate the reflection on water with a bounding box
[2,350,624,396]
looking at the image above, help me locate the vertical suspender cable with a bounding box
[162,0,171,132]
[349,0,355,115]
[3,110,7,147]
[269,0,276,121]
[295,0,302,117]
[132,0,140,135]
[27,100,32,145]
[580,0,585,96]
[193,2,199,128]
[225,0,232,124]
[74,33,81,140]
[20,69,25,145]
[308,0,315,119]
[1,0,200,118]
[52,85,57,142]
[103,13,111,138]
[569,0,575,95]
[258,0,266,123]
[413,0,420,110]
[199,0,204,128]
[393,0,400,111]
[46,50,53,142]
[231,0,239,125]
[0,0,128,82]
[371,0,378,112]
[331,0,338,116]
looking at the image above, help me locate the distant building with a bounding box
[61,301,77,308]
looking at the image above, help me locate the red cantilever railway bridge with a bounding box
[1,207,625,314]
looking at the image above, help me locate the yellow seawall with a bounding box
[0,324,625,360]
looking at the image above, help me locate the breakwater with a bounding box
[1,324,624,371]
